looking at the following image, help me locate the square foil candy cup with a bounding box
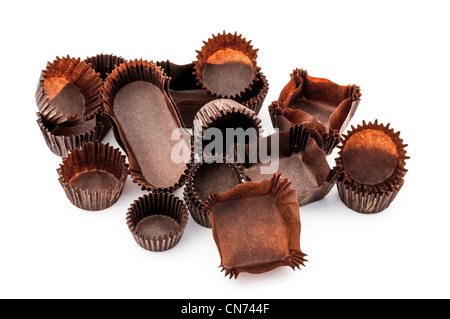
[204,173,307,278]
[269,68,361,154]
[334,120,408,214]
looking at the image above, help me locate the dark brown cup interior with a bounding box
[69,170,118,190]
[201,111,260,153]
[127,193,187,240]
[192,162,243,200]
[136,215,179,238]
[156,61,216,127]
[84,54,125,80]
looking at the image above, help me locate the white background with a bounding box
[1,0,449,299]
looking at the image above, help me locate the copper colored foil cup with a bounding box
[126,192,189,252]
[36,55,103,126]
[37,112,108,157]
[193,31,260,98]
[57,142,128,211]
[335,120,408,213]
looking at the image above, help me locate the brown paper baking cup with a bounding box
[183,157,246,228]
[83,53,125,136]
[243,126,337,206]
[204,173,306,278]
[57,142,128,211]
[156,60,217,128]
[126,192,189,252]
[269,68,361,154]
[269,101,345,155]
[37,112,108,157]
[193,31,260,98]
[335,120,409,213]
[36,55,103,126]
[193,99,262,158]
[84,54,126,80]
[102,59,191,192]
[337,181,404,214]
[157,60,268,128]
[234,71,269,115]
[269,101,327,148]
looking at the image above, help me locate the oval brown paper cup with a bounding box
[102,59,192,192]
